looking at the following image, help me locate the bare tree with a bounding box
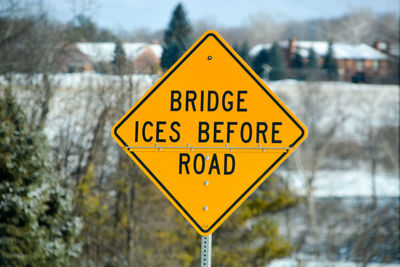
[355,87,399,208]
[0,2,66,131]
[333,9,376,44]
[289,82,349,254]
[246,13,284,45]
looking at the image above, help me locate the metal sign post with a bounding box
[201,234,212,267]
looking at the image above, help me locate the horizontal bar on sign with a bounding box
[124,146,292,150]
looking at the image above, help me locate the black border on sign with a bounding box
[113,33,305,234]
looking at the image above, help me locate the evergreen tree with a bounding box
[0,95,81,266]
[291,50,304,68]
[212,175,296,266]
[161,3,192,70]
[322,41,338,79]
[307,47,318,68]
[112,39,127,74]
[252,49,270,77]
[269,42,286,80]
[168,175,297,267]
[161,43,180,71]
[234,42,250,64]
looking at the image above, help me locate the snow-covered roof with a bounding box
[249,41,388,60]
[249,44,272,58]
[76,42,163,62]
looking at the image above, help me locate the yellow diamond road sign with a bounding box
[111,30,307,236]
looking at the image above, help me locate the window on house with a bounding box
[356,60,364,72]
[372,60,379,72]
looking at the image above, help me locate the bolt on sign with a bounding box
[111,30,307,236]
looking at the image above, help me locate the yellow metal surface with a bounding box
[111,30,307,236]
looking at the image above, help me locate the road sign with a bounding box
[111,30,307,236]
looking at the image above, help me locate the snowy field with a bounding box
[278,169,399,198]
[269,79,399,198]
[0,72,157,91]
[270,80,399,135]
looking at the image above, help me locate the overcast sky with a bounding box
[43,0,399,31]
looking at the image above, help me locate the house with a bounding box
[249,38,396,83]
[59,42,163,74]
[132,45,162,74]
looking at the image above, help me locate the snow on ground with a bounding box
[270,80,399,144]
[268,80,399,198]
[268,258,400,267]
[0,72,157,92]
[54,72,157,91]
[278,169,399,198]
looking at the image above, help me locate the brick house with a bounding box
[132,45,162,74]
[250,38,395,83]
